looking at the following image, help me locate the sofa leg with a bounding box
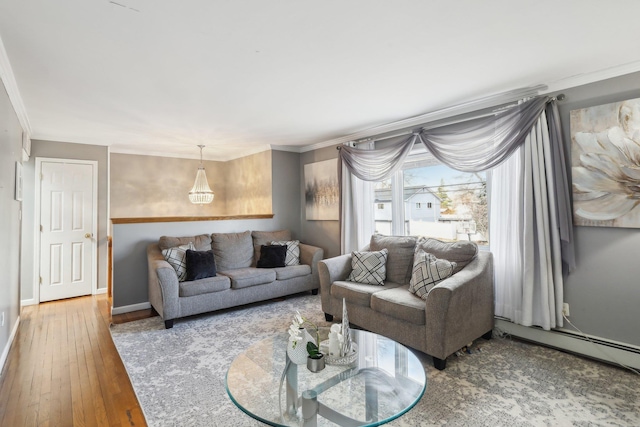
[433,357,447,370]
[482,330,493,340]
[312,289,319,295]
[324,313,333,322]
[164,319,174,329]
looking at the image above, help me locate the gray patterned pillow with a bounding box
[409,249,456,300]
[162,242,195,282]
[348,249,388,285]
[270,240,300,266]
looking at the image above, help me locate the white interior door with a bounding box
[39,160,97,302]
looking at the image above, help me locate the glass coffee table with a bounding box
[226,328,426,426]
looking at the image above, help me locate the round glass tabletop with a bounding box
[226,328,426,426]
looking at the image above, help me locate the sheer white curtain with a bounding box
[340,142,375,253]
[490,111,564,329]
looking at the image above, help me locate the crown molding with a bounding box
[301,61,640,154]
[0,35,32,138]
[299,85,547,153]
[542,60,640,94]
[109,143,272,162]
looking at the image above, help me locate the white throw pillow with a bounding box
[270,240,300,266]
[162,242,195,282]
[409,249,456,300]
[347,249,388,285]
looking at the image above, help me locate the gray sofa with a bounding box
[147,230,324,328]
[318,234,494,370]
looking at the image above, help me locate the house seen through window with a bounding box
[373,146,488,245]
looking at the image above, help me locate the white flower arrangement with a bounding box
[288,310,320,358]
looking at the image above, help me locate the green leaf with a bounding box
[306,341,320,358]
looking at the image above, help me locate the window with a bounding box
[373,146,488,244]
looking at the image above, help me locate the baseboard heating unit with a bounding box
[495,319,640,371]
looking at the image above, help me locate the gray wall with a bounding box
[300,145,341,259]
[0,81,23,362]
[20,140,109,303]
[112,150,302,308]
[551,71,640,346]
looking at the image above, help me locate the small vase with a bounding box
[287,328,314,365]
[307,354,325,372]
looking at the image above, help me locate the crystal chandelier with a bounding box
[188,145,214,204]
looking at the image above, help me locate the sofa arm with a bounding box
[299,243,324,276]
[147,243,180,321]
[424,251,494,360]
[318,254,352,314]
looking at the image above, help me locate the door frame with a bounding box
[33,157,99,303]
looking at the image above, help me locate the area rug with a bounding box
[110,293,640,427]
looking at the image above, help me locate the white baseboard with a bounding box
[111,302,151,315]
[20,298,38,307]
[495,319,640,371]
[0,316,20,374]
[94,288,107,295]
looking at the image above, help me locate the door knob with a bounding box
[85,233,93,239]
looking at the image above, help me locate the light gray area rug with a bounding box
[110,293,640,427]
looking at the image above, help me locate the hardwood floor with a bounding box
[0,294,152,427]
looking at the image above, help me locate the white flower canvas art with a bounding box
[570,97,640,228]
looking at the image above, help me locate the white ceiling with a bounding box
[1,0,640,160]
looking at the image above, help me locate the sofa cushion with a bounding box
[371,285,426,325]
[270,240,300,266]
[211,231,254,272]
[369,234,417,285]
[257,245,287,268]
[221,267,276,289]
[274,264,311,280]
[409,249,456,300]
[159,234,212,251]
[347,249,388,285]
[179,275,231,297]
[415,237,477,274]
[162,242,195,282]
[251,230,292,266]
[331,280,403,307]
[185,250,217,281]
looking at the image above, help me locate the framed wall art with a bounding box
[570,97,640,228]
[304,159,339,221]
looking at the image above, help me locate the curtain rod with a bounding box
[340,85,553,147]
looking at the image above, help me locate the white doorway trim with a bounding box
[33,157,99,304]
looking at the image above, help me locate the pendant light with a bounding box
[189,145,214,204]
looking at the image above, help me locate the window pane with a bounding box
[403,165,488,244]
[374,178,392,235]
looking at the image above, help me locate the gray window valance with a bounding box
[338,96,551,178]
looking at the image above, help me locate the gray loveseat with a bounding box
[147,230,324,328]
[318,234,494,370]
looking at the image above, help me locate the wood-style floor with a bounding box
[0,294,153,427]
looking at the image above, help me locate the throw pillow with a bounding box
[347,249,388,286]
[251,230,292,266]
[270,240,300,266]
[257,245,287,268]
[409,249,457,300]
[185,250,217,281]
[162,242,195,282]
[415,237,477,274]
